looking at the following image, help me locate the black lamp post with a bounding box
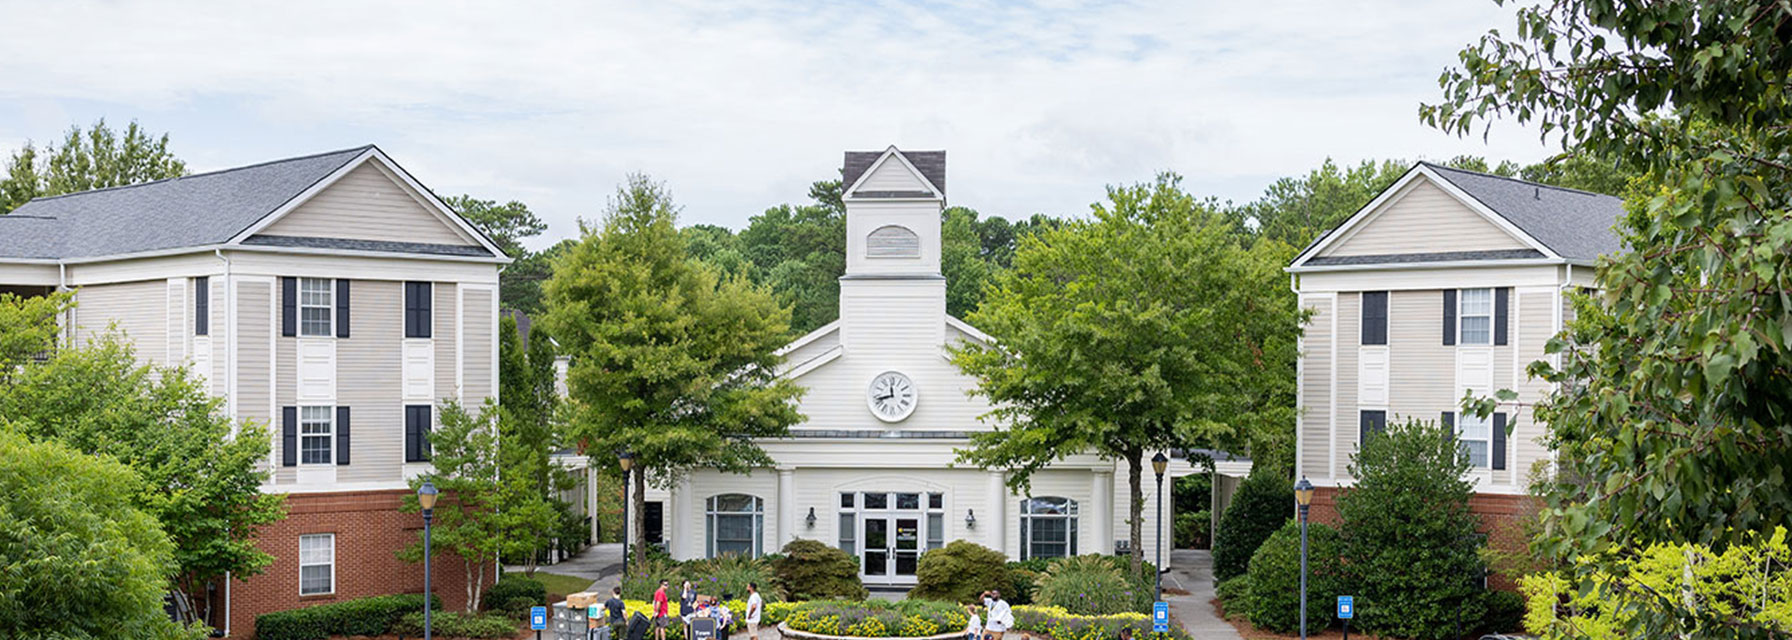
[1151,452,1169,602]
[1293,477,1315,640]
[619,451,635,576]
[418,481,440,640]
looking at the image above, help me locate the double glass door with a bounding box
[862,516,920,580]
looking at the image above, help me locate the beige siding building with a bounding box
[1286,162,1620,539]
[0,146,509,637]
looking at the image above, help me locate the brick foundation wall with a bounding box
[1306,487,1539,591]
[221,489,493,638]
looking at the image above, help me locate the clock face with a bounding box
[867,371,918,422]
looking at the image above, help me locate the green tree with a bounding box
[1227,158,1409,249]
[951,173,1302,576]
[1211,469,1294,583]
[0,296,284,625]
[444,194,552,313]
[0,430,203,640]
[1426,0,1792,635]
[0,291,68,382]
[541,174,805,561]
[942,206,997,318]
[402,400,504,612]
[495,314,574,575]
[0,119,187,214]
[1337,418,1486,640]
[738,186,847,336]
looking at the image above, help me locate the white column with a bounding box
[1090,469,1113,556]
[986,470,1008,558]
[588,464,600,547]
[777,468,796,549]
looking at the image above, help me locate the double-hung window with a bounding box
[1458,288,1493,345]
[299,533,335,595]
[1457,411,1492,468]
[1019,496,1079,560]
[706,494,764,558]
[300,406,333,465]
[299,278,333,337]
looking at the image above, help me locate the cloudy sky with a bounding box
[0,1,1551,250]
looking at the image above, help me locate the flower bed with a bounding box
[781,600,967,638]
[1010,605,1192,640]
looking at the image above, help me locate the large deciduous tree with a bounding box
[495,314,576,575]
[1427,0,1792,635]
[951,172,1302,576]
[444,194,553,313]
[541,174,804,562]
[0,295,284,625]
[1,119,187,214]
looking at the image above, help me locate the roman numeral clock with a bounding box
[867,370,918,422]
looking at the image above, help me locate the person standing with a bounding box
[680,580,697,616]
[654,580,671,640]
[745,583,764,640]
[981,590,1011,640]
[963,603,983,640]
[605,587,627,640]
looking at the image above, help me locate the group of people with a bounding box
[597,580,765,640]
[963,590,1013,640]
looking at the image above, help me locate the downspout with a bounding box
[57,262,71,344]
[215,249,233,639]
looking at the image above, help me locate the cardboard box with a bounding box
[568,592,601,608]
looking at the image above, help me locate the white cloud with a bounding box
[0,0,1550,248]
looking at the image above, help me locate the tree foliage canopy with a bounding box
[1,119,186,214]
[951,173,1302,573]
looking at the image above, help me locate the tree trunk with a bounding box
[631,466,647,570]
[1127,449,1144,578]
[466,558,477,613]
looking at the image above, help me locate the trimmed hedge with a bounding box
[909,540,1012,603]
[392,611,518,638]
[254,593,441,640]
[774,539,868,601]
[1212,471,1292,582]
[483,575,547,616]
[1242,520,1340,634]
[1011,604,1192,640]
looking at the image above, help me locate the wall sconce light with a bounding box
[965,509,976,529]
[806,507,817,528]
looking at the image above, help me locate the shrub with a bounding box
[620,557,681,601]
[484,575,547,611]
[1035,555,1137,616]
[1213,576,1250,616]
[392,611,518,638]
[782,600,965,637]
[1337,417,1487,640]
[1242,520,1340,634]
[254,593,441,640]
[1481,589,1525,635]
[1174,510,1211,549]
[683,553,774,601]
[1010,604,1191,640]
[1212,470,1292,582]
[909,540,1013,603]
[773,539,867,601]
[1005,564,1042,605]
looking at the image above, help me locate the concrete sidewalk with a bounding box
[1162,549,1245,640]
[506,542,625,593]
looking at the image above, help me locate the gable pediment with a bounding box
[1316,177,1532,259]
[256,161,480,248]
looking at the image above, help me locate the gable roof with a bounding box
[1289,162,1624,270]
[843,148,946,198]
[1,145,508,262]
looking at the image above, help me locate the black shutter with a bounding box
[405,405,432,462]
[1442,289,1457,345]
[336,406,351,466]
[194,277,209,335]
[1494,287,1510,346]
[335,279,351,338]
[1359,410,1386,445]
[1441,411,1456,447]
[282,407,298,467]
[1492,412,1508,470]
[406,282,433,339]
[1361,291,1388,345]
[281,277,297,337]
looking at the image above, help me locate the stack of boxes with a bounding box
[554,592,605,640]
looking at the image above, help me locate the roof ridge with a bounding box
[1418,161,1616,199]
[0,214,57,220]
[27,144,374,203]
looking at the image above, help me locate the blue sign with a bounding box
[1152,601,1169,633]
[1337,596,1354,620]
[530,606,548,630]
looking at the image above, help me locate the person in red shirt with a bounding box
[653,580,671,640]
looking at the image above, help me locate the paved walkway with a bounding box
[506,542,625,593]
[1163,549,1245,640]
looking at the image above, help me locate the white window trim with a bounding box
[299,277,334,337]
[1455,411,1493,469]
[298,533,336,596]
[1457,287,1493,345]
[705,494,764,558]
[299,406,334,466]
[1019,496,1080,560]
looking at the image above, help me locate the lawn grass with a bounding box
[507,571,595,600]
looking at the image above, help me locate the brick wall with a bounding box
[1305,487,1539,591]
[222,489,494,638]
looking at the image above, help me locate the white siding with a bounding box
[1297,295,1333,481]
[339,280,403,484]
[235,279,274,464]
[259,162,476,246]
[461,286,494,406]
[855,158,932,193]
[435,283,458,404]
[1334,293,1359,478]
[1321,180,1530,257]
[73,280,167,366]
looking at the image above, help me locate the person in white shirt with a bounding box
[963,604,984,640]
[981,590,1012,640]
[745,583,764,639]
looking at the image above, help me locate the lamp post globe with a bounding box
[418,481,439,640]
[1151,452,1169,602]
[619,451,635,576]
[1293,476,1314,640]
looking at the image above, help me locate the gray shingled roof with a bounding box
[1420,162,1624,261]
[842,149,946,197]
[1,146,369,259]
